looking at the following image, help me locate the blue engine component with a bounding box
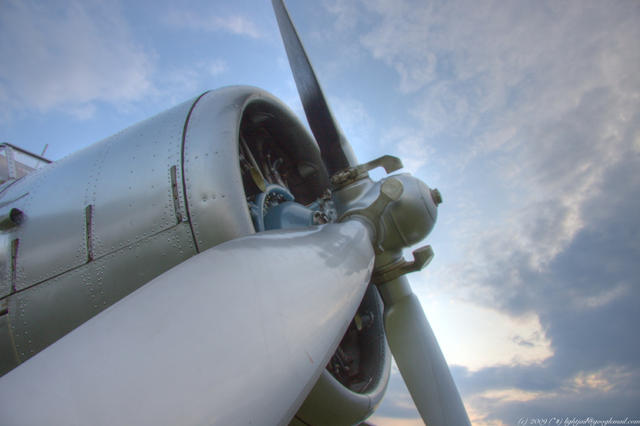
[264,201,314,230]
[250,184,316,231]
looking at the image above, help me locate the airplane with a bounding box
[0,1,470,425]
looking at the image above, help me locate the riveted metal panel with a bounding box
[88,222,196,312]
[0,233,10,298]
[183,87,260,252]
[91,99,194,258]
[0,220,376,426]
[8,223,196,365]
[183,87,329,252]
[0,98,196,292]
[6,156,91,291]
[8,265,94,362]
[0,304,19,376]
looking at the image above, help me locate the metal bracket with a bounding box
[372,245,434,284]
[338,178,403,251]
[331,155,403,189]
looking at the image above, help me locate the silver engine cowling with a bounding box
[0,86,390,424]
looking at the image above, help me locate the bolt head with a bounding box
[430,188,443,205]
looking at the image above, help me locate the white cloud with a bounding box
[323,0,361,33]
[564,365,634,395]
[151,58,229,106]
[322,1,640,422]
[208,59,227,77]
[329,95,376,160]
[477,388,545,404]
[380,127,433,174]
[164,9,263,39]
[419,297,553,372]
[467,365,638,423]
[577,282,629,310]
[349,0,640,304]
[0,0,153,117]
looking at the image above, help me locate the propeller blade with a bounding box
[272,0,357,175]
[0,221,375,426]
[379,276,470,426]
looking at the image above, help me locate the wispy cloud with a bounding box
[0,0,153,118]
[372,367,423,422]
[380,127,434,174]
[164,9,263,39]
[208,59,228,77]
[416,298,553,372]
[326,0,640,422]
[329,96,375,157]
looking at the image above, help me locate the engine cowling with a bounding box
[0,86,391,425]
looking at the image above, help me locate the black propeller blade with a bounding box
[272,0,357,176]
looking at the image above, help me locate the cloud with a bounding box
[451,157,640,421]
[325,0,640,422]
[328,95,383,163]
[208,59,228,77]
[465,365,640,424]
[150,58,229,106]
[417,298,553,372]
[164,9,263,39]
[379,127,434,175]
[372,367,423,422]
[0,0,153,117]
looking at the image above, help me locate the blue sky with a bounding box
[2,0,639,424]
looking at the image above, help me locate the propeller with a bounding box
[1,4,470,426]
[271,0,357,175]
[0,221,375,425]
[380,276,471,425]
[272,1,471,424]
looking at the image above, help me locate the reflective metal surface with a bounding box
[0,98,201,372]
[0,220,375,426]
[0,85,335,378]
[0,302,18,374]
[0,98,195,293]
[89,99,192,257]
[182,88,257,252]
[7,158,91,290]
[380,276,471,426]
[294,285,392,425]
[0,0,471,422]
[8,223,196,363]
[0,233,10,298]
[183,87,328,252]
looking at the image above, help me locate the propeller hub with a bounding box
[333,162,440,274]
[379,174,438,254]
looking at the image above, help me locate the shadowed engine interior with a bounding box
[238,101,388,398]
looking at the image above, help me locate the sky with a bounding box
[1,0,639,424]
